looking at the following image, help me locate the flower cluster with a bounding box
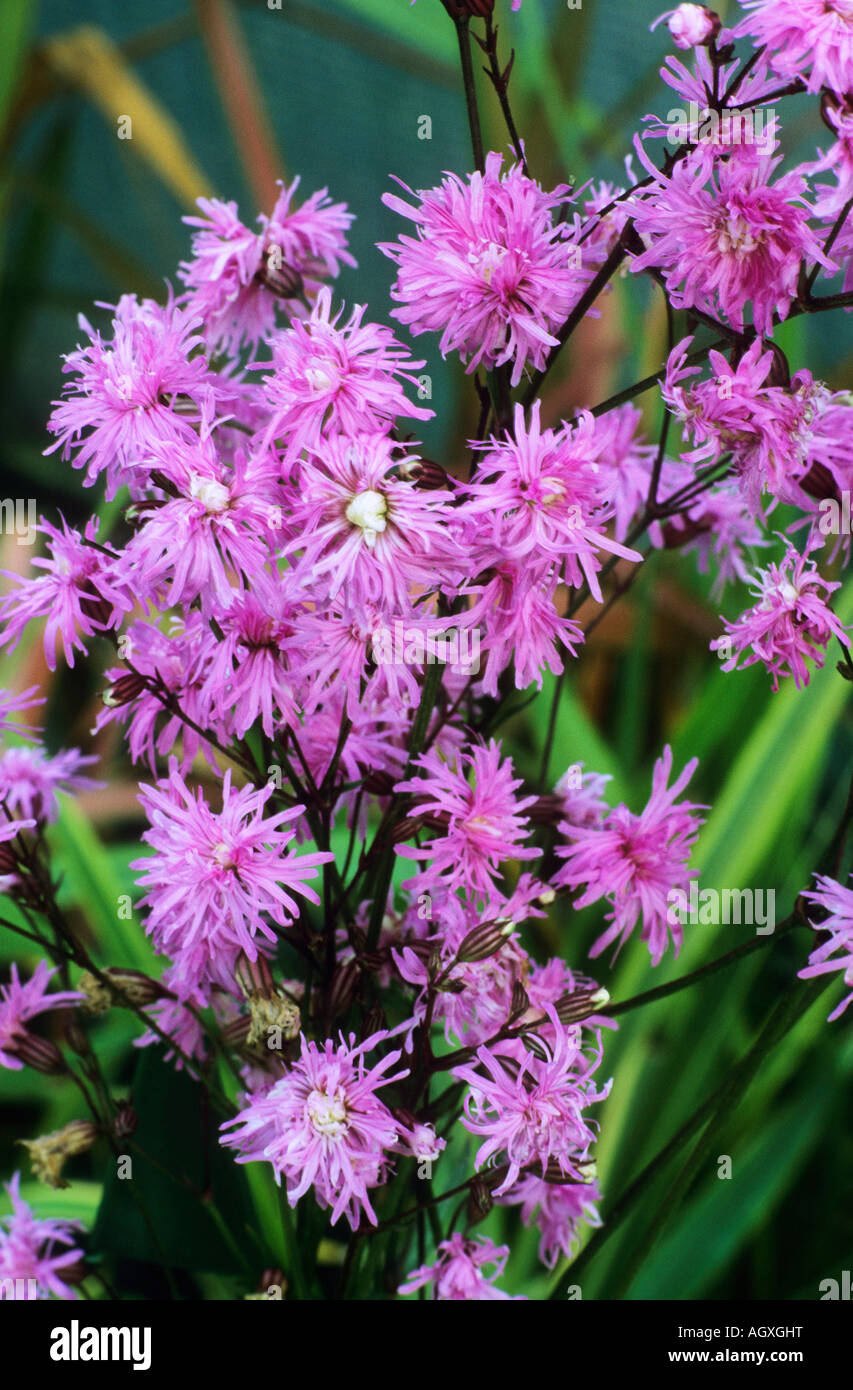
[4,0,853,1301]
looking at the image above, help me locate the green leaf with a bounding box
[0,1179,102,1228]
[92,1050,252,1274]
[49,797,157,974]
[629,1081,832,1298]
[0,0,35,137]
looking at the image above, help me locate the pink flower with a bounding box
[46,293,213,498]
[500,1172,602,1270]
[0,516,128,671]
[94,614,227,773]
[631,142,832,337]
[197,575,305,739]
[735,1,853,97]
[463,402,642,602]
[0,745,100,824]
[220,1030,408,1230]
[380,152,591,387]
[131,764,332,996]
[0,1173,84,1298]
[799,874,853,1020]
[453,1010,609,1195]
[286,432,454,611]
[395,740,539,900]
[0,962,81,1071]
[255,287,432,454]
[464,559,584,696]
[556,746,704,965]
[710,542,850,690]
[109,437,283,615]
[180,182,355,356]
[662,336,853,512]
[398,1233,522,1301]
[0,687,43,738]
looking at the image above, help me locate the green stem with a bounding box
[607,915,798,1018]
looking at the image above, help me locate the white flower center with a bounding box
[307,1089,349,1140]
[210,841,237,870]
[345,489,388,547]
[304,359,340,394]
[190,475,231,514]
[470,241,509,285]
[717,212,760,257]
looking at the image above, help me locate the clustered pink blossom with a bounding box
[5,0,853,1299]
[0,1173,85,1298]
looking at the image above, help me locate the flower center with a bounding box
[190,475,231,514]
[345,489,388,547]
[304,359,340,395]
[210,841,237,871]
[307,1088,349,1140]
[470,241,509,286]
[716,212,760,257]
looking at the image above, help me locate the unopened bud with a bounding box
[325,961,361,1019]
[455,918,515,964]
[235,952,275,1000]
[361,1003,386,1039]
[398,457,453,491]
[9,1034,66,1075]
[553,987,610,1025]
[102,673,147,708]
[467,1176,493,1224]
[105,968,164,1007]
[361,768,396,797]
[78,590,113,628]
[77,971,113,1016]
[113,1102,137,1140]
[659,4,720,50]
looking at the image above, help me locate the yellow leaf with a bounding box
[41,25,214,210]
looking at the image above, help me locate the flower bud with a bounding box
[361,768,396,796]
[77,971,113,1016]
[325,961,361,1019]
[467,1175,493,1224]
[9,1034,67,1075]
[656,5,720,50]
[105,968,164,1008]
[361,1003,386,1039]
[78,589,114,628]
[113,1102,137,1140]
[553,987,610,1025]
[102,673,148,708]
[455,917,515,964]
[398,457,454,491]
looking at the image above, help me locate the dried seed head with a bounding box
[246,991,301,1048]
[19,1121,99,1189]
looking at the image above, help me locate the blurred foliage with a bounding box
[0,0,852,1301]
